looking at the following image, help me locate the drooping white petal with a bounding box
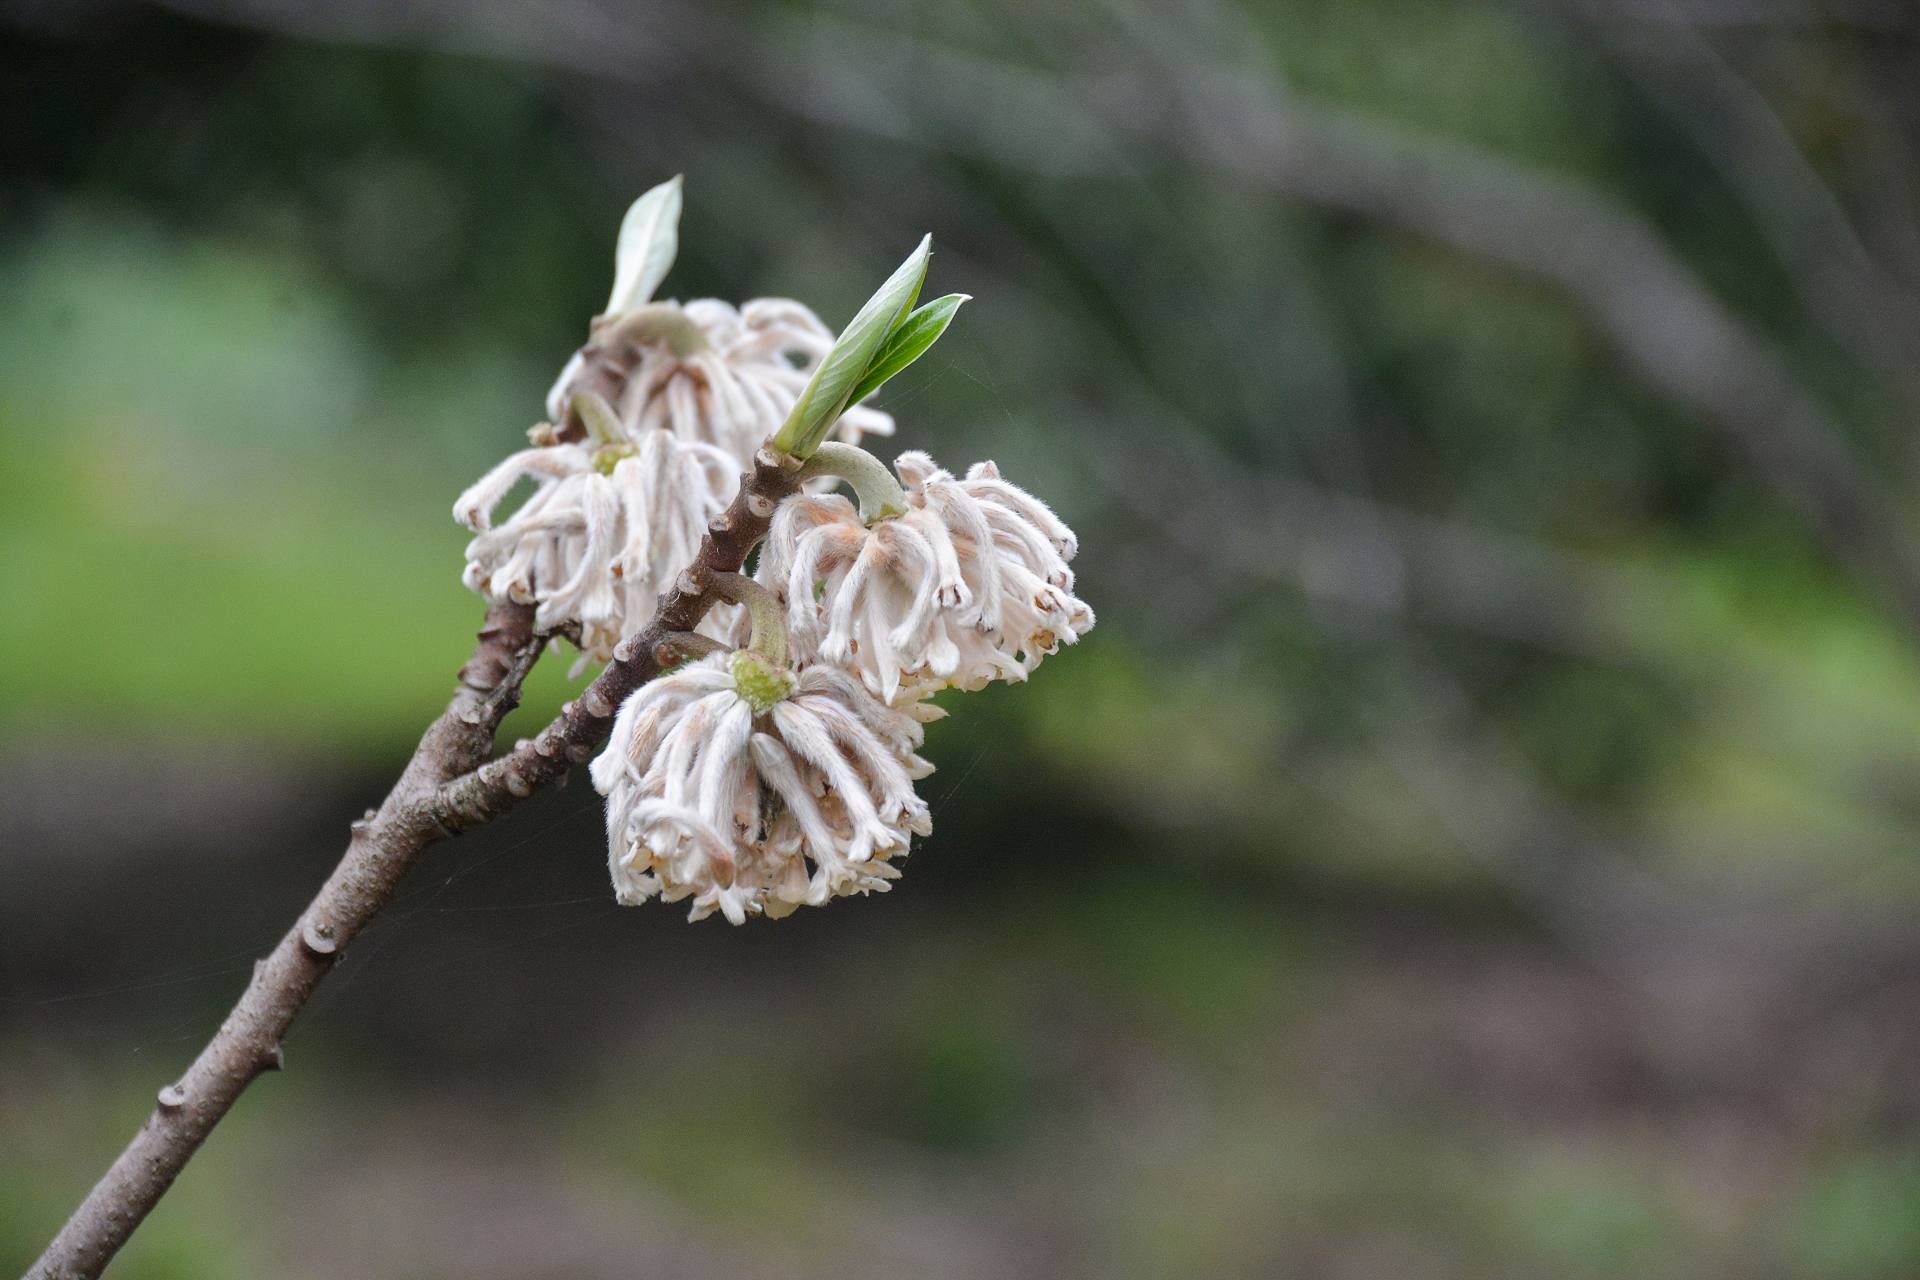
[453,445,593,533]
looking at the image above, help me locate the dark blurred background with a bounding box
[6,1,1920,1276]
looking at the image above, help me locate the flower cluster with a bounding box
[454,178,893,666]
[761,450,1094,703]
[590,649,938,923]
[456,181,1092,920]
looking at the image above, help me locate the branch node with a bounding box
[505,769,533,799]
[758,445,804,473]
[300,919,339,957]
[156,1084,187,1111]
[582,687,614,719]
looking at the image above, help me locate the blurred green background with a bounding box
[6,1,1920,1276]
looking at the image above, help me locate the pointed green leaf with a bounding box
[606,175,683,314]
[773,235,933,458]
[845,294,968,406]
[881,238,929,332]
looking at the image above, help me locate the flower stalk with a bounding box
[706,571,791,669]
[796,440,910,522]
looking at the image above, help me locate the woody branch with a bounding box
[27,448,803,1280]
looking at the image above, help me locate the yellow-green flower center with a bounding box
[730,650,795,714]
[593,443,638,475]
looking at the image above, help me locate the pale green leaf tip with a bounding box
[888,236,932,304]
[843,287,968,408]
[912,293,969,318]
[880,234,934,327]
[606,175,685,314]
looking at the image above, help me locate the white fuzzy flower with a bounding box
[760,451,1094,702]
[454,432,742,664]
[545,297,895,456]
[459,297,895,664]
[589,650,936,923]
